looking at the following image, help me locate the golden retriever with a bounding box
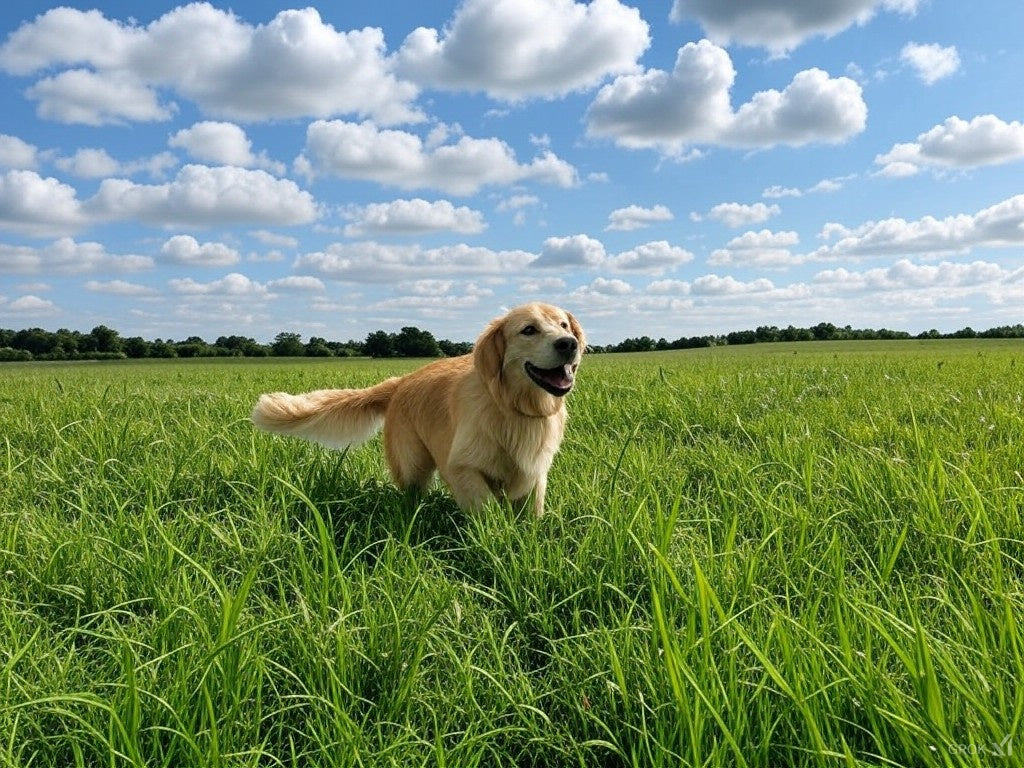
[251,303,585,515]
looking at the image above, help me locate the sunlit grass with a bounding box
[1,341,1022,766]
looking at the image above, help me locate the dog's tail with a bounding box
[251,377,401,450]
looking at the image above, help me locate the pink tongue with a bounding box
[542,366,572,388]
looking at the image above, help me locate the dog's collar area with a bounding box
[524,361,574,397]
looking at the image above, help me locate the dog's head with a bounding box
[474,303,586,416]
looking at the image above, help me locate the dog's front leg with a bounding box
[444,463,496,512]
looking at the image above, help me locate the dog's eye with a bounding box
[521,325,538,336]
[560,321,569,329]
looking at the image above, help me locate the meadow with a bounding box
[1,340,1022,767]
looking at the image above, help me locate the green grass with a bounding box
[1,341,1022,767]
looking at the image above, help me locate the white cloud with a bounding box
[811,193,1024,259]
[575,277,634,296]
[0,5,420,125]
[396,0,649,99]
[708,229,802,268]
[709,202,781,228]
[900,42,960,85]
[670,0,920,56]
[812,259,1021,302]
[169,272,269,297]
[608,240,693,273]
[266,276,325,292]
[519,277,567,294]
[586,41,865,154]
[533,234,692,274]
[691,274,774,295]
[169,121,284,175]
[606,204,674,231]
[250,230,299,249]
[0,134,38,169]
[534,234,607,268]
[496,194,540,212]
[342,198,486,236]
[160,235,240,267]
[84,279,156,296]
[875,115,1024,176]
[300,120,577,195]
[85,164,318,227]
[4,294,57,315]
[55,148,178,179]
[26,69,174,125]
[0,170,88,236]
[295,241,536,282]
[0,237,152,274]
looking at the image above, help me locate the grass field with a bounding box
[1,340,1022,767]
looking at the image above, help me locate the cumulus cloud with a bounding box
[85,164,318,227]
[295,241,536,282]
[396,0,649,99]
[250,230,299,249]
[812,259,1023,310]
[55,147,177,179]
[83,279,157,296]
[606,204,674,231]
[169,272,269,297]
[25,69,174,126]
[169,121,284,174]
[2,165,317,235]
[691,273,774,295]
[533,234,692,274]
[874,115,1024,177]
[0,5,420,124]
[0,170,89,236]
[900,42,960,85]
[0,237,153,274]
[342,198,486,236]
[160,235,240,266]
[608,241,693,273]
[0,134,39,169]
[2,294,57,316]
[299,120,577,195]
[708,229,802,268]
[670,0,920,55]
[586,40,865,154]
[534,234,607,268]
[708,202,781,228]
[812,193,1024,259]
[266,275,325,292]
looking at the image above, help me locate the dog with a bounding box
[251,303,585,516]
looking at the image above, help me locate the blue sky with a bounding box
[1,0,1022,345]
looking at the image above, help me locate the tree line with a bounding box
[1,321,1021,362]
[596,321,1024,353]
[0,324,471,362]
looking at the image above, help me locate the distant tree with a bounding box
[305,336,333,357]
[271,332,305,356]
[13,328,57,356]
[123,337,151,358]
[364,330,395,358]
[811,322,838,341]
[150,340,178,358]
[438,339,472,357]
[394,326,441,357]
[90,325,123,353]
[726,329,757,345]
[755,325,781,343]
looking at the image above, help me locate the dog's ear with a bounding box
[567,311,586,353]
[473,318,506,381]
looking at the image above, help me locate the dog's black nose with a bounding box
[554,336,578,358]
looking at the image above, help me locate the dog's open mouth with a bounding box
[525,362,575,397]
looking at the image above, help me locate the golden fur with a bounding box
[251,303,585,515]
